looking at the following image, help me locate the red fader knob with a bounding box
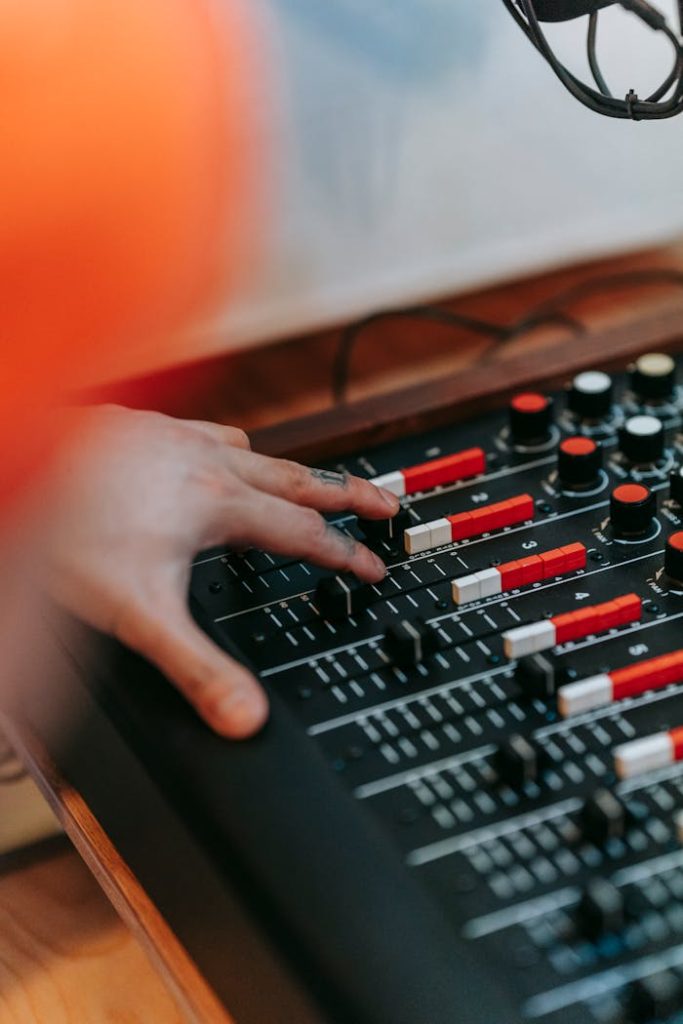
[557,436,603,490]
[610,483,657,539]
[509,392,554,446]
[665,532,683,583]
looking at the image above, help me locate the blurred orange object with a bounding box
[0,0,264,510]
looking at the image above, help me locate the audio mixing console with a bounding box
[185,350,683,1024]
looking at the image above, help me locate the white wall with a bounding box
[195,1,683,360]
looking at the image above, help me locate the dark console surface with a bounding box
[188,350,683,1024]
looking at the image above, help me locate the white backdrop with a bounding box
[191,1,683,365]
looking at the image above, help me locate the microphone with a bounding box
[531,0,616,19]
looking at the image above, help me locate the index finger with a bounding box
[224,449,400,520]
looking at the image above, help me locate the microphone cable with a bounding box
[502,0,683,119]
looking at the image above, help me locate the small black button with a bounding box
[384,617,439,669]
[358,506,412,543]
[515,652,563,701]
[576,879,624,940]
[494,734,544,790]
[670,465,683,506]
[315,575,372,620]
[579,789,628,846]
[624,970,682,1023]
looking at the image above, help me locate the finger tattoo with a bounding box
[310,468,349,489]
[324,522,357,555]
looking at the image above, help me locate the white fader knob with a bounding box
[618,415,665,464]
[568,370,613,419]
[630,352,677,403]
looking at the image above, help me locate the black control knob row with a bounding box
[568,370,614,420]
[509,392,554,446]
[619,415,665,465]
[665,532,683,584]
[610,483,657,539]
[630,351,677,403]
[557,436,603,490]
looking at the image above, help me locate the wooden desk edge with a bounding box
[251,304,683,460]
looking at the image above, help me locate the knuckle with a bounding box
[227,427,251,450]
[303,508,328,545]
[284,460,311,499]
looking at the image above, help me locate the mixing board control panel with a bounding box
[192,350,683,1024]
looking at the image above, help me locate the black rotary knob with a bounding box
[610,484,657,539]
[315,574,372,621]
[630,351,677,403]
[568,370,614,419]
[509,392,554,446]
[383,617,439,668]
[671,466,683,506]
[579,789,628,846]
[358,506,412,544]
[576,879,625,940]
[665,532,683,583]
[557,436,603,490]
[619,414,665,465]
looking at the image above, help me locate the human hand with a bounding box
[43,406,399,739]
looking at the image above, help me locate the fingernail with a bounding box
[372,553,388,578]
[216,690,268,738]
[379,488,400,511]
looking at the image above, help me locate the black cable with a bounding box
[503,0,683,120]
[512,267,683,323]
[520,0,683,118]
[332,267,683,404]
[587,13,613,95]
[332,307,507,405]
[333,305,586,404]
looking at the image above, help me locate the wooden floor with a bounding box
[0,842,184,1024]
